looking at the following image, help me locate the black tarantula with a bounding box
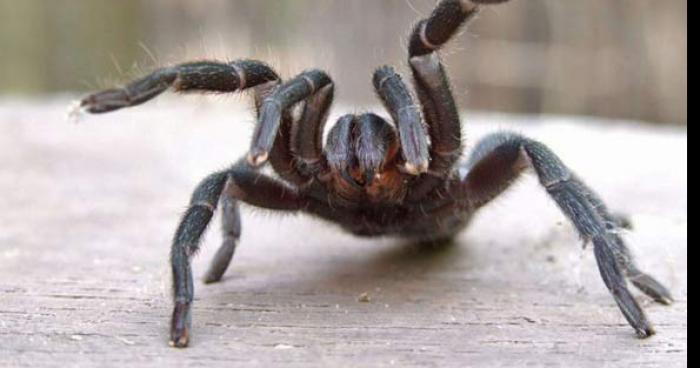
[79,0,672,348]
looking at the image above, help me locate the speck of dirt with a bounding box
[522,316,537,324]
[357,292,371,303]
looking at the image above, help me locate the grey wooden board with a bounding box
[0,99,687,367]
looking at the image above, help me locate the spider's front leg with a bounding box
[248,70,333,168]
[79,60,279,113]
[457,132,673,338]
[205,71,336,285]
[78,59,306,186]
[78,60,336,187]
[170,161,304,348]
[404,0,511,199]
[373,66,430,176]
[79,61,337,348]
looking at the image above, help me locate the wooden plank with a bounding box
[0,100,687,367]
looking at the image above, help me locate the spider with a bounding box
[78,0,672,348]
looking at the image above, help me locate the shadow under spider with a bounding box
[208,236,478,302]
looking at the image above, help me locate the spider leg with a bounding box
[406,0,510,200]
[458,132,673,338]
[252,72,335,185]
[373,66,430,176]
[203,195,240,284]
[408,0,508,59]
[80,60,279,113]
[248,70,333,167]
[170,160,304,348]
[291,81,335,178]
[576,186,670,304]
[406,0,479,199]
[80,59,313,186]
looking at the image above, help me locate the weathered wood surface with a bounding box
[0,99,687,367]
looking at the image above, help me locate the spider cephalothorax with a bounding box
[79,0,672,348]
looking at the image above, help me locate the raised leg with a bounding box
[291,81,335,178]
[406,0,508,200]
[373,66,430,176]
[80,60,279,113]
[261,72,334,187]
[459,132,673,338]
[248,70,333,168]
[170,161,304,348]
[250,71,335,185]
[407,0,478,198]
[79,60,335,186]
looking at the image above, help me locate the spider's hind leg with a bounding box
[458,132,673,338]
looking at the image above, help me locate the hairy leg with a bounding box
[170,161,304,348]
[248,70,333,168]
[291,81,335,178]
[373,66,430,176]
[257,72,336,185]
[80,60,279,113]
[407,0,477,199]
[203,195,240,284]
[459,132,672,338]
[574,183,670,304]
[79,59,315,184]
[406,0,510,200]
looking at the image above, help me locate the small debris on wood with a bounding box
[522,317,538,324]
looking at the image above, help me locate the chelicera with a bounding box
[78,0,673,348]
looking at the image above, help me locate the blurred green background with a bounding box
[0,0,687,125]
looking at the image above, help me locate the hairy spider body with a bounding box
[79,0,672,348]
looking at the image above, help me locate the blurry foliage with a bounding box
[0,0,687,125]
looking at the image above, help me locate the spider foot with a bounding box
[634,322,657,339]
[170,302,192,348]
[610,212,634,230]
[79,88,132,114]
[593,236,658,339]
[203,238,237,284]
[630,272,675,306]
